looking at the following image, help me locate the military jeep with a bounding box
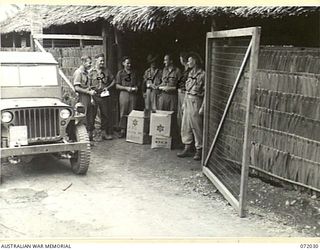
[0,51,91,180]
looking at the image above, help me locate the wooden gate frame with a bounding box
[202,27,261,217]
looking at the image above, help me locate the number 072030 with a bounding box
[300,244,319,248]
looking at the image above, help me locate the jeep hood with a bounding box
[0,98,69,111]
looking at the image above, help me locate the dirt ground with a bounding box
[0,137,319,239]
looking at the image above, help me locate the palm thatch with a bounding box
[0,5,319,34]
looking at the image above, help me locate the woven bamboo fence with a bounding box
[251,46,320,191]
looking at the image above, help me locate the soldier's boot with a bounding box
[193,149,202,161]
[102,130,113,140]
[177,144,193,158]
[118,129,125,138]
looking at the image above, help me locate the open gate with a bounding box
[202,27,261,217]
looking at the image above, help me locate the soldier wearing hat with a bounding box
[142,54,162,111]
[158,54,181,148]
[177,52,191,146]
[177,52,205,161]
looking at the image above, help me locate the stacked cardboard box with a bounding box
[126,110,151,144]
[149,111,174,149]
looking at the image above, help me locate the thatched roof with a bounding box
[0,5,319,34]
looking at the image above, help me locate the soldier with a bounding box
[177,52,205,161]
[177,52,191,147]
[158,54,181,111]
[158,54,181,148]
[73,55,95,142]
[90,53,115,140]
[115,56,140,138]
[142,54,162,112]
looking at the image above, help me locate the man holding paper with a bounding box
[90,53,115,140]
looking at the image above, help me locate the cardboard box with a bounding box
[151,135,172,149]
[149,110,174,137]
[126,110,151,144]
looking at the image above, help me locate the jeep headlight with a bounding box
[60,109,71,119]
[1,111,13,123]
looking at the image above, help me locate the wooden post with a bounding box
[109,26,117,75]
[202,32,212,166]
[79,24,84,48]
[30,34,34,51]
[102,23,119,130]
[211,18,217,32]
[21,36,27,48]
[102,22,108,68]
[12,33,16,49]
[239,27,261,218]
[202,18,217,165]
[51,27,55,48]
[30,6,43,51]
[115,29,123,71]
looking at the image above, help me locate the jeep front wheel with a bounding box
[70,124,90,174]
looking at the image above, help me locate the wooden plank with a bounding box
[102,22,107,68]
[239,27,261,218]
[33,34,103,41]
[202,33,213,165]
[207,27,258,39]
[51,27,55,49]
[203,39,253,167]
[33,39,46,52]
[59,69,75,92]
[12,32,16,49]
[78,24,84,48]
[203,166,240,210]
[30,34,34,51]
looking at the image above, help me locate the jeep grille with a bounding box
[13,108,60,142]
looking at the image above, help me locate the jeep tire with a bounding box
[70,124,90,174]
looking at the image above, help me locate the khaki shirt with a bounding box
[115,69,139,87]
[73,65,90,89]
[160,66,181,88]
[90,67,114,91]
[185,68,205,97]
[143,67,162,92]
[178,67,191,91]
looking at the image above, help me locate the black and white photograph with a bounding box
[0,2,319,247]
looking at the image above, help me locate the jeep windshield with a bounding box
[0,64,58,86]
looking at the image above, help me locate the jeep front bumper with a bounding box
[0,141,87,158]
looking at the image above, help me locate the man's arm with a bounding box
[73,70,95,95]
[115,71,132,92]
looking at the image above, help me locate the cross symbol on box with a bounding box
[157,124,164,133]
[132,119,138,127]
